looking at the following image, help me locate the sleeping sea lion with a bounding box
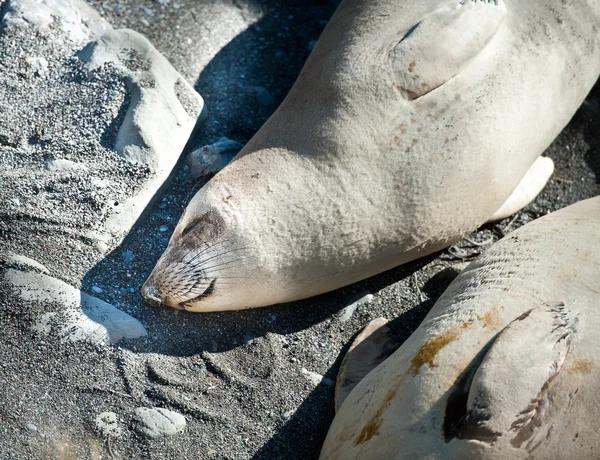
[142,0,600,311]
[321,196,600,459]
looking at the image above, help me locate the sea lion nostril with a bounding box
[141,283,162,306]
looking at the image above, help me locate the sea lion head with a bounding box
[141,183,253,312]
[142,213,220,311]
[141,154,298,312]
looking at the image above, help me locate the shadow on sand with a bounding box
[253,262,459,459]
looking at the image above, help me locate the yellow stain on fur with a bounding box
[570,359,593,375]
[353,390,397,445]
[409,328,461,376]
[481,308,500,330]
[353,322,472,446]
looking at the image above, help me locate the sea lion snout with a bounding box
[141,274,178,308]
[140,200,238,310]
[141,257,206,310]
[141,271,193,310]
[141,282,162,306]
[140,211,245,311]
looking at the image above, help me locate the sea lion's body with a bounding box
[143,0,600,311]
[321,196,600,459]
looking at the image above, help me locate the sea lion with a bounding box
[142,0,600,311]
[320,196,600,459]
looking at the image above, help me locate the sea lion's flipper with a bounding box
[488,156,554,222]
[451,303,573,447]
[391,0,506,100]
[335,318,400,412]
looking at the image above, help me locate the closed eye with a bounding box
[179,210,225,240]
[181,217,203,237]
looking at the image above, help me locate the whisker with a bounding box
[184,241,243,267]
[194,243,247,258]
[199,258,246,271]
[203,259,244,272]
[183,239,231,264]
[177,278,254,299]
[180,265,203,277]
[211,276,249,280]
[177,261,249,282]
[202,282,241,286]
[187,247,248,269]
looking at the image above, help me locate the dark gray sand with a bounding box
[0,0,599,458]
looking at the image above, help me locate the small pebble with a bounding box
[187,137,242,179]
[159,225,168,232]
[25,423,37,433]
[133,407,186,438]
[95,411,122,437]
[322,377,335,387]
[91,285,103,294]
[25,56,49,77]
[301,368,325,386]
[338,292,374,323]
[122,250,135,263]
[252,86,274,106]
[45,159,88,172]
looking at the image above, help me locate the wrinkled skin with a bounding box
[321,197,600,459]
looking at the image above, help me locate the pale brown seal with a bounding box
[321,196,600,459]
[142,0,600,311]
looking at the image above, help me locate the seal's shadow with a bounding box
[584,80,600,182]
[192,0,341,146]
